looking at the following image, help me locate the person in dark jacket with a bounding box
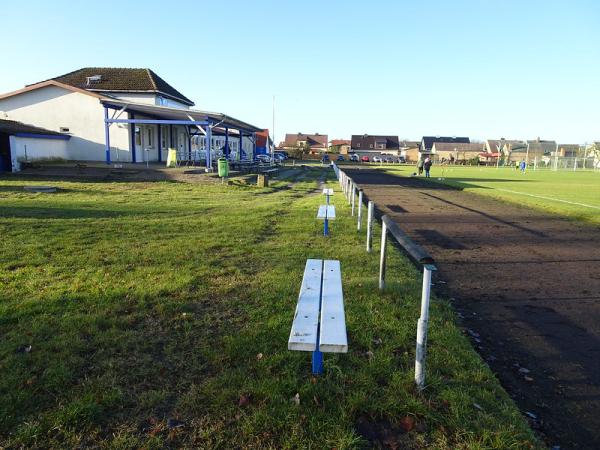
[424,157,433,177]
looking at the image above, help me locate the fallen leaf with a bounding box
[238,394,251,407]
[399,415,415,432]
[365,351,374,360]
[313,395,320,406]
[473,403,483,411]
[256,353,263,361]
[524,376,534,382]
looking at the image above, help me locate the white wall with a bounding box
[9,135,69,172]
[0,85,129,162]
[107,92,191,109]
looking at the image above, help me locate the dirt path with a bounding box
[347,168,600,449]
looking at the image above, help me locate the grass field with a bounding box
[0,169,539,448]
[379,165,600,225]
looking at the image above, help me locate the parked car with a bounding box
[383,156,394,163]
[272,153,285,162]
[274,151,288,160]
[372,156,382,163]
[349,154,359,162]
[360,156,370,162]
[398,156,406,163]
[256,154,270,163]
[336,155,345,161]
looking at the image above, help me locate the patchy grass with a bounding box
[379,165,600,225]
[0,168,539,448]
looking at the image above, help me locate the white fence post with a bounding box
[351,185,356,216]
[366,201,374,252]
[347,180,352,204]
[378,221,387,290]
[415,264,436,391]
[357,190,363,230]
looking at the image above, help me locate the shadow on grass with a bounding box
[0,205,140,219]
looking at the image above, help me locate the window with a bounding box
[369,144,373,149]
[356,143,361,147]
[135,127,141,146]
[145,128,154,148]
[59,127,70,133]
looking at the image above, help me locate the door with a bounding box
[0,133,11,172]
[135,126,155,163]
[177,130,187,160]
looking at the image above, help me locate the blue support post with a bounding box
[104,107,111,165]
[312,262,325,375]
[252,132,257,160]
[205,125,212,170]
[157,125,162,162]
[312,348,323,375]
[225,127,229,157]
[169,124,174,147]
[324,217,329,237]
[129,113,136,163]
[239,132,244,160]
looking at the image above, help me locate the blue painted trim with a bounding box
[205,125,212,169]
[130,112,137,163]
[157,125,162,163]
[14,133,70,140]
[105,119,208,126]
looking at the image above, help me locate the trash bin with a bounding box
[217,158,229,177]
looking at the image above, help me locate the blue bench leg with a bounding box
[312,350,323,375]
[324,218,329,236]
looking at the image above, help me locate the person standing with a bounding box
[424,157,433,178]
[520,160,526,173]
[417,158,424,175]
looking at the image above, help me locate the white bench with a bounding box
[288,259,347,374]
[317,205,336,236]
[316,205,336,221]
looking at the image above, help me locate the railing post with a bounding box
[347,179,352,204]
[415,264,436,390]
[357,189,363,230]
[351,185,356,216]
[378,221,387,290]
[366,201,374,252]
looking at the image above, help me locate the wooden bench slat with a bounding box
[288,259,322,352]
[316,205,336,220]
[319,260,348,353]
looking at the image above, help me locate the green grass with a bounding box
[380,165,600,225]
[0,169,539,448]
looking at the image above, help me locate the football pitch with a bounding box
[381,165,600,224]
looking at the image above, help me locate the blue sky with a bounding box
[1,0,598,144]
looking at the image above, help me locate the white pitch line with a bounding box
[494,188,600,211]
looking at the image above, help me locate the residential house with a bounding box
[281,133,328,154]
[0,119,70,172]
[329,139,351,155]
[556,144,580,157]
[431,142,485,163]
[399,140,420,162]
[351,135,400,155]
[484,139,526,164]
[0,67,261,169]
[420,136,470,158]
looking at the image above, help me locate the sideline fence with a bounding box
[332,163,438,390]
